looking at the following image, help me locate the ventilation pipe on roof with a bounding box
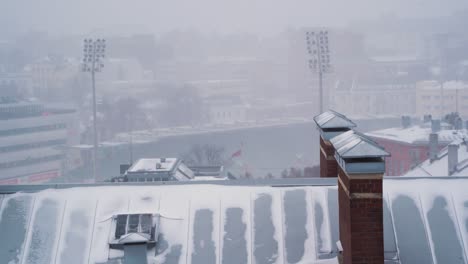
[429,133,439,162]
[448,144,459,175]
[431,119,441,133]
[330,130,390,263]
[424,114,432,123]
[401,116,411,128]
[455,117,463,130]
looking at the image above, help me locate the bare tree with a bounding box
[181,144,225,166]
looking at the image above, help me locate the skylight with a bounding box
[114,214,155,240]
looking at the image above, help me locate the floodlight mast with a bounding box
[82,38,106,182]
[306,30,331,113]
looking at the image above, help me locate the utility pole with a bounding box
[129,106,134,165]
[306,30,331,113]
[82,38,106,182]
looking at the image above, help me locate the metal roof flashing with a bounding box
[331,130,390,159]
[331,130,390,175]
[313,110,356,130]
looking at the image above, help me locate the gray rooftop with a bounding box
[331,130,390,159]
[313,110,356,130]
[1,178,468,264]
[127,158,178,173]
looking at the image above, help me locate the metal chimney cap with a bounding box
[313,110,356,129]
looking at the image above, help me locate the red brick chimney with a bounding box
[330,130,390,264]
[314,111,356,178]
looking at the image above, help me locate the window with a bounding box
[0,123,66,137]
[409,149,420,168]
[0,154,64,169]
[0,139,67,153]
[114,214,154,239]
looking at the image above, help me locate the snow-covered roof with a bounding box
[1,178,467,264]
[417,80,468,91]
[366,126,468,145]
[127,158,178,173]
[405,139,468,177]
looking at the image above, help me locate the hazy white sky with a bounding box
[1,0,467,36]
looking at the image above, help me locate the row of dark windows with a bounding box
[0,154,63,170]
[0,139,67,153]
[127,176,174,182]
[0,124,66,137]
[0,105,44,119]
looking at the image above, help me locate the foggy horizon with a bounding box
[2,0,468,37]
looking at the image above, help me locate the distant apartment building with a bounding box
[25,57,80,101]
[416,80,468,118]
[0,99,78,184]
[205,95,248,124]
[0,72,33,98]
[333,82,416,116]
[332,54,430,117]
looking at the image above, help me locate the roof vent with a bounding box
[401,116,411,128]
[160,157,166,163]
[448,144,459,175]
[156,163,162,169]
[455,117,463,130]
[431,119,441,133]
[423,114,432,123]
[429,133,439,162]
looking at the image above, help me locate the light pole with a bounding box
[82,38,106,182]
[306,30,331,113]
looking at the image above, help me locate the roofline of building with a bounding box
[0,178,338,194]
[366,134,454,146]
[2,176,468,194]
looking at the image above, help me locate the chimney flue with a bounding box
[448,144,459,175]
[431,119,441,133]
[330,130,390,264]
[429,133,439,162]
[423,114,432,123]
[401,116,411,128]
[314,111,356,178]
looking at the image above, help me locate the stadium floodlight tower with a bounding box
[306,30,331,113]
[82,38,106,182]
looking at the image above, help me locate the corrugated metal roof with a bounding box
[313,110,356,129]
[0,183,340,264]
[1,178,467,264]
[330,130,390,158]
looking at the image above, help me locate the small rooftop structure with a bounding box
[117,158,225,182]
[313,110,356,140]
[330,130,390,174]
